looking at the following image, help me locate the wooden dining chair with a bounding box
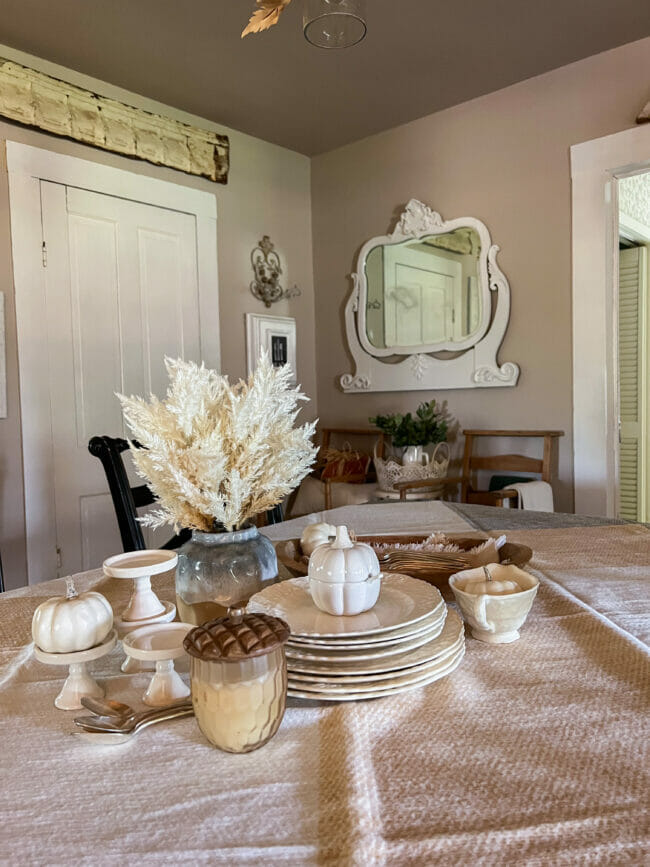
[317,427,385,510]
[89,436,284,553]
[460,429,564,507]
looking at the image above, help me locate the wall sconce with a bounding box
[249,235,301,308]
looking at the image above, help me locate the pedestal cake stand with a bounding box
[103,549,178,672]
[34,630,118,710]
[122,622,193,707]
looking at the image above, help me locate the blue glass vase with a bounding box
[175,524,278,626]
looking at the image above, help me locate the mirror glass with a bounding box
[364,227,482,350]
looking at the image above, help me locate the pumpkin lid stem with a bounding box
[65,577,78,599]
[332,526,354,549]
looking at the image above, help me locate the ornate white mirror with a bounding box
[340,199,520,392]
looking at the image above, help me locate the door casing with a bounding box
[571,125,650,517]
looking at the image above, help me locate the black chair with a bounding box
[0,551,5,593]
[88,436,191,552]
[88,435,284,553]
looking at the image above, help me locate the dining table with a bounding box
[0,500,648,865]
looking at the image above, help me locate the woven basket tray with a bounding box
[374,442,450,493]
[275,534,533,589]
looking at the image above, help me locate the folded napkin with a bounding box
[509,480,554,512]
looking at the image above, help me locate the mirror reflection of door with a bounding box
[384,250,460,345]
[617,171,650,521]
[364,229,481,351]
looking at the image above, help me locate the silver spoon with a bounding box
[80,696,134,720]
[74,704,194,745]
[75,700,193,733]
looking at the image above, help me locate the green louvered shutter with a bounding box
[618,246,647,521]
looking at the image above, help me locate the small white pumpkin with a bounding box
[32,578,114,653]
[300,522,336,557]
[308,526,381,616]
[308,526,380,584]
[462,579,521,595]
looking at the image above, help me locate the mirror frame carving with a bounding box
[339,199,520,392]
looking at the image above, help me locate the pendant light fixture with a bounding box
[303,0,367,48]
[241,0,367,48]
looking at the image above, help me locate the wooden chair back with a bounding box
[460,429,564,507]
[317,428,385,475]
[308,427,385,511]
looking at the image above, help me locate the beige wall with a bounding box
[0,48,316,590]
[311,36,650,514]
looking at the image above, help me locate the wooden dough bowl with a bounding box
[275,534,533,590]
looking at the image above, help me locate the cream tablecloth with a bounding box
[0,501,648,865]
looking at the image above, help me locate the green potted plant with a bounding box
[370,400,447,466]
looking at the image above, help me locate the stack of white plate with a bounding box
[249,573,465,701]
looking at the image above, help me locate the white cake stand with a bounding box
[122,622,193,707]
[103,549,178,671]
[103,549,178,623]
[34,630,118,710]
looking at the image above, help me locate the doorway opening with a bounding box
[617,171,650,521]
[571,124,650,517]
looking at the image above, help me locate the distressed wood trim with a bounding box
[0,59,229,182]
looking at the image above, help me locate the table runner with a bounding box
[0,502,648,865]
[262,500,478,541]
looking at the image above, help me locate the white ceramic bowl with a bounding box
[449,565,539,644]
[309,574,382,617]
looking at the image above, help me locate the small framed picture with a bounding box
[246,313,297,385]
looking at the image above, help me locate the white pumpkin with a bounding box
[300,522,336,557]
[462,579,521,595]
[32,578,114,653]
[308,526,382,616]
[308,526,379,584]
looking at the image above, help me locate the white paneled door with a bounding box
[9,143,219,586]
[37,182,202,578]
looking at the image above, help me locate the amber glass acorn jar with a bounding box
[183,611,290,753]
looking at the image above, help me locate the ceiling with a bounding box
[1,0,649,155]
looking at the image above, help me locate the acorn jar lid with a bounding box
[183,611,290,662]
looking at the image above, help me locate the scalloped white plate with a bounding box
[289,636,464,685]
[287,645,465,701]
[287,608,463,676]
[287,604,446,655]
[249,573,442,638]
[286,601,445,648]
[285,612,446,662]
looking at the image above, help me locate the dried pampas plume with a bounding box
[117,352,317,532]
[242,0,293,37]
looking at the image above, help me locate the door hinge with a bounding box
[42,241,47,268]
[56,545,62,569]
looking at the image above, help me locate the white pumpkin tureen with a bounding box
[32,577,114,653]
[308,525,381,616]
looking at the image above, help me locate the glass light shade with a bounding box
[303,0,367,49]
